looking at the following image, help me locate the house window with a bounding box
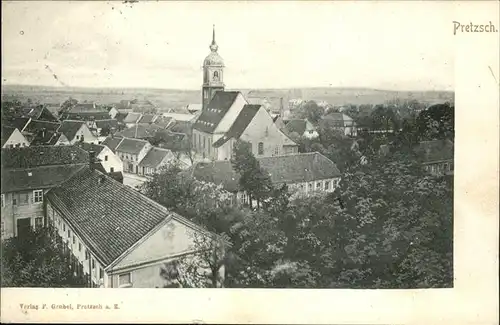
[33,190,43,203]
[110,167,114,173]
[325,181,330,190]
[316,182,321,189]
[274,146,280,156]
[34,217,44,230]
[76,135,80,140]
[68,229,71,238]
[92,258,95,269]
[85,249,90,260]
[23,193,29,205]
[309,183,313,189]
[1,194,4,208]
[119,273,131,287]
[63,224,66,232]
[100,268,104,279]
[300,184,305,190]
[105,155,108,161]
[258,142,264,155]
[79,243,82,252]
[72,235,76,245]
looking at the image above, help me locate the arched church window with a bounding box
[258,142,264,155]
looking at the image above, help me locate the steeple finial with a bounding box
[210,24,218,52]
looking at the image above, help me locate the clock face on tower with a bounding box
[213,71,219,82]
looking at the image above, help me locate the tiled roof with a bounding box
[115,137,149,155]
[123,112,142,124]
[23,120,61,134]
[190,161,240,192]
[323,113,355,127]
[1,126,17,147]
[29,130,62,146]
[62,111,110,121]
[138,147,173,168]
[116,124,163,139]
[283,119,307,135]
[75,142,107,156]
[138,114,157,124]
[190,152,340,192]
[415,139,454,163]
[115,112,128,122]
[154,130,187,151]
[193,91,240,133]
[95,119,119,130]
[258,152,341,184]
[213,104,260,148]
[58,120,85,141]
[69,103,107,113]
[2,117,31,131]
[1,145,89,169]
[101,136,124,152]
[166,120,191,134]
[46,167,209,267]
[1,164,87,193]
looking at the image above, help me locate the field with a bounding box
[1,84,454,112]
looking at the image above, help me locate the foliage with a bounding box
[231,140,273,208]
[1,226,88,287]
[58,97,78,117]
[296,100,325,125]
[416,102,454,141]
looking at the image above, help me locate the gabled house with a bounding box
[114,137,153,173]
[57,120,98,145]
[94,119,120,137]
[189,152,341,204]
[283,119,319,139]
[115,124,164,140]
[414,139,454,176]
[323,113,358,137]
[2,117,31,133]
[76,142,123,173]
[21,119,61,144]
[123,112,143,128]
[1,145,102,240]
[193,91,298,161]
[137,147,179,176]
[102,135,125,153]
[20,105,59,122]
[45,167,224,288]
[137,114,159,125]
[1,126,30,148]
[60,103,111,126]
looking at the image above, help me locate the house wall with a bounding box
[117,143,152,174]
[47,200,109,288]
[55,134,70,146]
[1,189,47,240]
[98,146,123,173]
[239,108,299,159]
[423,160,454,176]
[69,124,98,145]
[2,129,30,148]
[287,177,341,195]
[303,120,319,139]
[107,219,220,288]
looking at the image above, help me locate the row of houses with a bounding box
[1,145,223,288]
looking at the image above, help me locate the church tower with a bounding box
[202,25,225,110]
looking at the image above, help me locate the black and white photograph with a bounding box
[1,1,498,323]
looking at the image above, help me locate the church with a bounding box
[192,27,299,161]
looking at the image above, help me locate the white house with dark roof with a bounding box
[56,120,98,145]
[114,137,152,173]
[1,126,30,148]
[137,147,180,176]
[282,119,319,139]
[323,113,358,137]
[45,167,225,288]
[76,142,123,173]
[188,152,341,205]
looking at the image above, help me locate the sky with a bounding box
[2,1,455,91]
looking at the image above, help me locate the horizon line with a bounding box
[1,83,455,94]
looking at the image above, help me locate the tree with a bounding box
[231,140,273,208]
[330,152,453,288]
[416,102,454,141]
[159,232,230,288]
[1,226,88,287]
[58,97,78,117]
[297,100,325,125]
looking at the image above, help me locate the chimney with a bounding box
[89,150,96,169]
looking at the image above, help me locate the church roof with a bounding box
[213,104,261,148]
[192,91,241,133]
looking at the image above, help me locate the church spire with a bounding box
[210,24,218,52]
